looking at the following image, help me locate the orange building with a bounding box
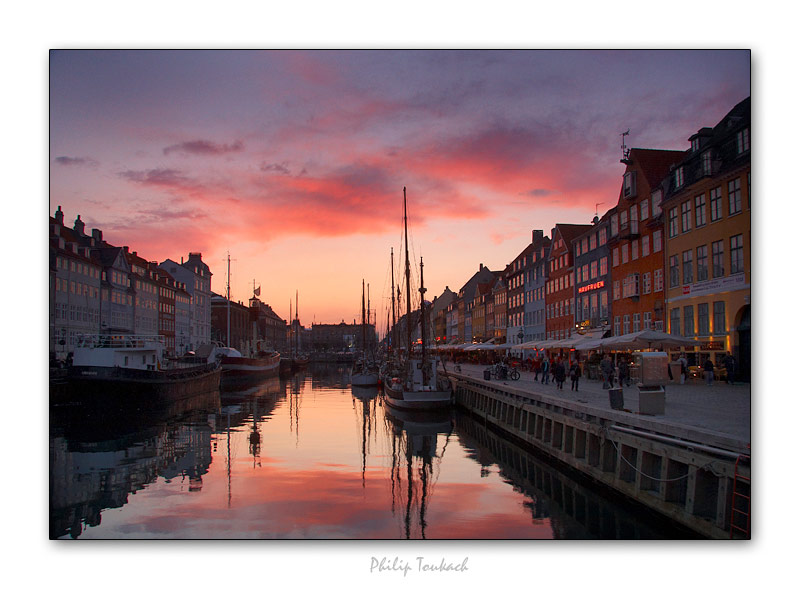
[609,148,685,336]
[662,97,750,380]
[545,223,591,341]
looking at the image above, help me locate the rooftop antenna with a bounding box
[620,129,631,162]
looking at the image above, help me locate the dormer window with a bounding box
[691,137,700,152]
[674,166,685,188]
[737,127,750,154]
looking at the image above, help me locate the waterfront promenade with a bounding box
[446,362,751,448]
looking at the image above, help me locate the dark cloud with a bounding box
[118,168,193,188]
[163,139,244,156]
[54,156,99,168]
[260,162,291,175]
[522,188,557,198]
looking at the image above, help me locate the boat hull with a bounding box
[221,353,280,382]
[68,363,221,405]
[351,372,379,386]
[383,381,453,411]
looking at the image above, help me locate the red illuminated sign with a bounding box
[578,280,605,294]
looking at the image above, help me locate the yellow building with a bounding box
[663,97,750,380]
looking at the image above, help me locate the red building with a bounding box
[609,148,684,335]
[545,223,592,341]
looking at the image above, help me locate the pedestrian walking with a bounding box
[533,357,541,382]
[724,353,736,384]
[600,354,613,389]
[555,359,566,390]
[541,357,550,384]
[618,360,630,387]
[704,357,715,386]
[679,353,688,384]
[570,360,581,391]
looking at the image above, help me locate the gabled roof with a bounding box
[623,148,685,195]
[554,223,593,247]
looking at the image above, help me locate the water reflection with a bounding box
[384,405,454,539]
[50,365,692,539]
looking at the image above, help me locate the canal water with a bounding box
[50,363,693,540]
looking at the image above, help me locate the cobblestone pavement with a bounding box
[444,362,751,444]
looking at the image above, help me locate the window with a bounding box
[697,303,709,335]
[611,214,618,236]
[620,209,628,232]
[630,206,638,234]
[682,250,693,285]
[683,306,694,336]
[589,233,597,250]
[623,171,637,197]
[652,191,662,216]
[614,316,620,337]
[669,255,680,288]
[622,274,640,298]
[600,291,608,318]
[695,194,706,227]
[681,200,692,233]
[642,234,650,257]
[613,280,620,301]
[612,248,619,267]
[710,187,722,222]
[633,313,640,332]
[669,308,681,335]
[697,245,709,282]
[712,240,725,278]
[590,260,598,279]
[653,230,662,253]
[642,271,651,294]
[621,243,629,264]
[729,178,742,215]
[737,127,749,154]
[675,166,684,188]
[600,256,608,276]
[623,315,630,334]
[631,240,639,260]
[713,301,727,334]
[643,311,652,330]
[730,234,744,274]
[598,228,607,246]
[668,208,679,237]
[640,198,649,221]
[702,150,713,176]
[654,269,664,292]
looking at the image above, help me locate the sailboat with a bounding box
[383,188,453,411]
[352,279,379,386]
[216,259,280,385]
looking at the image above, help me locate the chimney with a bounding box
[479,263,483,271]
[92,228,102,243]
[123,246,129,254]
[74,215,85,236]
[532,229,543,242]
[55,206,64,225]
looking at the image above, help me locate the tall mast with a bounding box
[289,298,292,355]
[390,247,396,347]
[403,187,412,358]
[295,290,299,357]
[420,256,427,382]
[226,252,231,347]
[361,279,366,359]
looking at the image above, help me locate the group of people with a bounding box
[529,356,582,391]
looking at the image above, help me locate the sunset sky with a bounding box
[49,50,750,327]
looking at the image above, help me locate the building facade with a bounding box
[609,148,685,336]
[524,229,551,344]
[662,97,751,379]
[573,214,612,333]
[160,253,212,352]
[545,224,591,341]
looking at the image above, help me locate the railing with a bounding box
[76,334,166,348]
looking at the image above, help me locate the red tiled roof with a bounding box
[626,148,685,193]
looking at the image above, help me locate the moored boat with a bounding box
[383,188,453,413]
[217,346,281,383]
[68,334,221,404]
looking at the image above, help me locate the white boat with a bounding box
[69,334,221,403]
[383,187,453,412]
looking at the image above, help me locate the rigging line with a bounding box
[608,438,723,482]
